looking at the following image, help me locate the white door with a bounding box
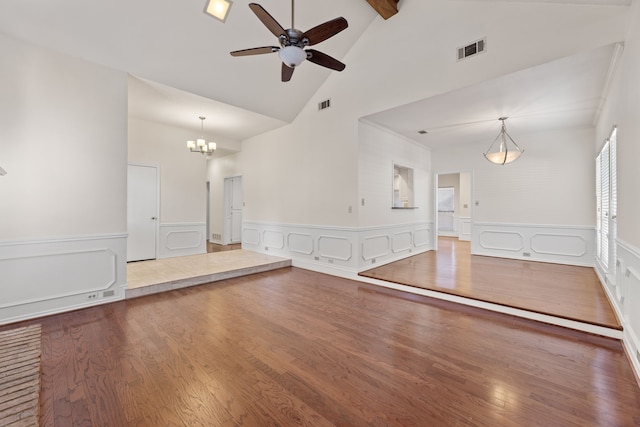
[223,176,243,244]
[127,164,158,261]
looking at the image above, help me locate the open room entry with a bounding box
[223,176,243,245]
[434,171,473,249]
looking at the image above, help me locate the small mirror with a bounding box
[393,164,415,208]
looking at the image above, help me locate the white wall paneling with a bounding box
[158,223,206,259]
[242,221,434,274]
[0,235,126,325]
[459,217,472,241]
[597,239,640,382]
[472,223,595,266]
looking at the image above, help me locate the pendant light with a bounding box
[484,117,524,165]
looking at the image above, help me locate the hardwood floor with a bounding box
[360,237,621,330]
[4,268,639,426]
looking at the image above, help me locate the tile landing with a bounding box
[126,250,291,299]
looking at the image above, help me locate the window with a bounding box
[392,164,415,208]
[438,187,455,231]
[596,126,617,277]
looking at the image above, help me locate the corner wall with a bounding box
[0,34,128,324]
[594,1,640,381]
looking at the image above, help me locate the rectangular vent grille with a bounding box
[457,38,486,61]
[212,233,221,241]
[318,99,331,111]
[103,290,115,298]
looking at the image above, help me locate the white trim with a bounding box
[473,221,595,230]
[354,274,622,339]
[0,233,128,246]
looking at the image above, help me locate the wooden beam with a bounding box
[365,0,399,20]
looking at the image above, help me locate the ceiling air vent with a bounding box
[318,99,331,111]
[457,38,486,61]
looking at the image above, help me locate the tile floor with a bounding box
[126,250,291,298]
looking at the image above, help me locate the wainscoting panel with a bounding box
[604,239,640,382]
[0,234,127,325]
[263,230,285,250]
[460,217,471,242]
[159,223,206,259]
[362,235,391,261]
[414,228,431,247]
[242,221,434,274]
[287,233,314,255]
[478,230,524,252]
[392,232,412,254]
[318,236,353,261]
[472,223,595,266]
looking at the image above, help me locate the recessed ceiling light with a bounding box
[204,0,232,22]
[418,130,428,135]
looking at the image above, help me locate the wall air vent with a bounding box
[457,38,486,61]
[318,99,331,111]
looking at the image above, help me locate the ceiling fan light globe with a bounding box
[279,46,306,68]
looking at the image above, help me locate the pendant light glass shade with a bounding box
[279,46,307,68]
[484,117,524,165]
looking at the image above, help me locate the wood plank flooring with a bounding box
[4,268,640,426]
[0,324,41,427]
[360,237,621,330]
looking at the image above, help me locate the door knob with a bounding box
[151,217,157,220]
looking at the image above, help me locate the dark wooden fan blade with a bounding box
[249,3,287,39]
[303,17,348,46]
[282,63,295,82]
[230,46,279,57]
[306,49,346,71]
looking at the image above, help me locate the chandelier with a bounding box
[187,116,217,155]
[483,117,524,165]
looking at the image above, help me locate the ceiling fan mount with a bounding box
[230,1,348,82]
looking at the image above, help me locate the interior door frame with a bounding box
[433,170,474,252]
[127,162,160,261]
[223,175,243,245]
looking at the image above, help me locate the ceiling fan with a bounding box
[230,1,348,82]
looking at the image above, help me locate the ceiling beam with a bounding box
[365,0,399,20]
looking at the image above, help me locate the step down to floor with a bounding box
[126,259,291,299]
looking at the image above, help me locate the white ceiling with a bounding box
[0,0,377,129]
[363,43,620,150]
[0,1,625,146]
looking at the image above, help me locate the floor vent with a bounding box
[318,99,331,111]
[103,290,115,298]
[457,38,486,61]
[212,233,221,240]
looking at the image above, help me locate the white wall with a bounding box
[0,34,127,239]
[432,127,596,265]
[594,1,640,381]
[0,34,128,324]
[432,127,596,226]
[358,121,432,228]
[128,116,241,256]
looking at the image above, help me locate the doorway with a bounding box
[434,171,473,249]
[127,164,159,262]
[223,176,243,245]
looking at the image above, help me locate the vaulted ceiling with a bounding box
[0,0,629,147]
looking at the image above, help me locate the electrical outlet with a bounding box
[87,293,98,300]
[265,247,269,251]
[348,205,352,213]
[328,259,334,264]
[314,256,320,261]
[523,252,531,257]
[372,258,376,264]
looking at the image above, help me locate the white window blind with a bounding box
[609,128,617,274]
[600,141,610,270]
[595,127,617,275]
